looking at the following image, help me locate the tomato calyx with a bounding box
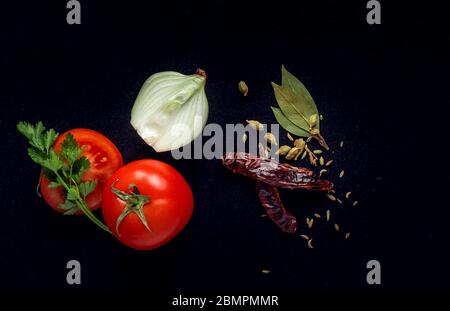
[110,180,151,236]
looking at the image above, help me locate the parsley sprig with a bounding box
[17,121,111,233]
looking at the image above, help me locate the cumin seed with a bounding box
[300,234,310,240]
[327,194,337,201]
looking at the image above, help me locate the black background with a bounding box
[1,0,449,306]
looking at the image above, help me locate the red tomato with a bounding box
[41,128,123,214]
[101,160,194,250]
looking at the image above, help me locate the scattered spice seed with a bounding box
[352,201,359,207]
[345,192,351,199]
[320,114,323,121]
[319,156,325,166]
[345,232,351,240]
[319,169,327,177]
[339,170,345,178]
[314,213,321,219]
[325,160,334,167]
[301,150,308,160]
[261,269,271,274]
[261,214,267,218]
[326,209,330,221]
[306,218,314,228]
[334,224,340,232]
[313,149,323,155]
[306,136,312,143]
[300,234,310,240]
[264,132,278,145]
[329,189,336,194]
[246,120,264,131]
[242,133,248,143]
[337,198,343,204]
[307,239,314,249]
[287,132,294,141]
[327,194,337,201]
[340,141,344,148]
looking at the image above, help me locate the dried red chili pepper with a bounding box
[255,181,297,233]
[222,152,333,191]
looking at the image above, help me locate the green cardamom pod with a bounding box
[276,145,291,156]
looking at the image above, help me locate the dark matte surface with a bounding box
[0,0,449,304]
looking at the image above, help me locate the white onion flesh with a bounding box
[131,70,208,152]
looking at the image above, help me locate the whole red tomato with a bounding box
[101,160,194,250]
[41,128,123,214]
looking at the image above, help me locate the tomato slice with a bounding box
[41,128,123,214]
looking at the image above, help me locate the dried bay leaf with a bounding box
[270,107,310,137]
[271,82,310,131]
[281,65,319,127]
[271,65,329,150]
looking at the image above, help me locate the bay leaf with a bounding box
[270,106,310,137]
[281,65,320,129]
[271,82,310,132]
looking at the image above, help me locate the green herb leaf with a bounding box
[27,147,47,167]
[60,133,84,163]
[66,187,79,201]
[71,156,90,183]
[43,128,58,153]
[43,149,64,172]
[270,107,310,137]
[17,121,47,151]
[79,180,97,199]
[48,181,61,188]
[59,200,79,215]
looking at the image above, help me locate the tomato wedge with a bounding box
[41,128,123,214]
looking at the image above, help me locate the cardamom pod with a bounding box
[246,120,264,131]
[294,138,305,151]
[264,132,278,145]
[309,114,318,129]
[285,147,300,160]
[242,133,248,143]
[276,145,291,156]
[239,81,249,96]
